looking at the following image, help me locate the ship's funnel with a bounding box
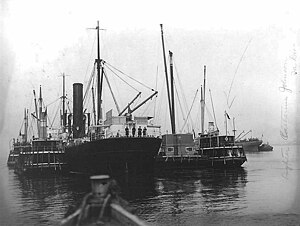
[73,83,84,138]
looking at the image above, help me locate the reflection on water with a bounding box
[1,145,300,225]
[131,169,247,225]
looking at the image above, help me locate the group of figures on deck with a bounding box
[124,126,147,138]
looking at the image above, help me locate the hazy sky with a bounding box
[1,0,300,156]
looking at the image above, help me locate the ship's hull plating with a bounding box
[65,137,162,175]
[155,156,247,170]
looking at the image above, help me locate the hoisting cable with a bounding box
[83,35,97,85]
[105,61,155,91]
[153,65,159,118]
[174,83,187,130]
[103,68,121,114]
[105,64,140,93]
[209,89,218,130]
[83,62,96,103]
[174,61,195,131]
[45,97,61,108]
[174,63,190,116]
[180,89,198,132]
[227,38,252,107]
[50,101,61,128]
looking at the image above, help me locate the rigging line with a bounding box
[45,97,61,108]
[180,89,198,132]
[83,62,96,103]
[29,116,34,139]
[83,35,97,84]
[84,87,92,111]
[195,101,201,132]
[66,99,72,113]
[103,68,121,114]
[204,104,213,123]
[105,61,154,91]
[50,100,61,128]
[105,64,140,92]
[87,67,97,112]
[153,65,159,118]
[141,100,151,116]
[227,38,252,106]
[209,89,218,129]
[18,119,24,136]
[174,83,187,130]
[155,74,166,123]
[173,67,195,131]
[174,62,189,112]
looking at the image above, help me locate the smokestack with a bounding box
[73,83,83,138]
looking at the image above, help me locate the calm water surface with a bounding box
[0,145,299,225]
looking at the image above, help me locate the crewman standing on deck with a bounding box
[125,126,129,137]
[138,126,142,137]
[143,127,147,137]
[132,126,136,137]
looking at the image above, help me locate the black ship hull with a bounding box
[14,140,66,175]
[155,156,247,170]
[7,153,19,167]
[65,137,162,175]
[236,140,262,152]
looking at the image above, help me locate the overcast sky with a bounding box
[1,0,300,156]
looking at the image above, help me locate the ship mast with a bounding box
[39,86,43,138]
[95,21,105,126]
[169,51,176,134]
[201,65,206,134]
[160,24,173,133]
[33,90,39,137]
[61,73,67,132]
[233,117,236,137]
[24,108,28,143]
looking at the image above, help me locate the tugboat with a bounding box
[155,25,246,169]
[64,21,162,176]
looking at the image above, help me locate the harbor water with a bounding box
[0,145,300,225]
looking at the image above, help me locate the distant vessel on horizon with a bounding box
[258,142,273,152]
[235,138,263,152]
[234,129,263,152]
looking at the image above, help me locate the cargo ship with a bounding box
[235,130,263,152]
[13,87,66,175]
[64,22,162,175]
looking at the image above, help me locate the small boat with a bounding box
[258,142,273,152]
[61,175,148,226]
